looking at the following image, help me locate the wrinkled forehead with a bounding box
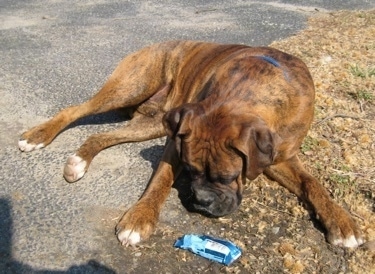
[181,133,241,173]
[180,110,244,164]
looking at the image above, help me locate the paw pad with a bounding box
[63,154,87,182]
[332,235,363,248]
[18,139,45,152]
[117,229,141,247]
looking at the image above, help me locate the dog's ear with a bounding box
[162,104,199,156]
[162,104,196,138]
[232,122,281,180]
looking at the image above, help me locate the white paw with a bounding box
[117,229,141,247]
[18,139,45,152]
[63,154,87,183]
[332,235,364,248]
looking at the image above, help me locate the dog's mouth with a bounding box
[191,197,239,217]
[190,185,240,217]
[191,204,219,217]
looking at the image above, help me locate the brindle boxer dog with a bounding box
[19,40,363,248]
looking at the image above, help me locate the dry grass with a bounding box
[269,9,375,273]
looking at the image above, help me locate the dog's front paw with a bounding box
[325,206,363,248]
[115,204,158,247]
[63,154,87,182]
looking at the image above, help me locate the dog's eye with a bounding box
[216,178,231,185]
[183,164,204,179]
[220,178,232,184]
[218,174,238,185]
[183,163,203,177]
[191,172,204,180]
[183,163,192,172]
[190,169,204,180]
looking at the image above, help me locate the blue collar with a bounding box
[257,55,281,68]
[256,55,289,81]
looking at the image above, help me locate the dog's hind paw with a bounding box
[63,154,87,182]
[18,139,45,152]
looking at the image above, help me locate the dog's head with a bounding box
[163,103,280,217]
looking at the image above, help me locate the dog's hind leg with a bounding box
[264,155,363,248]
[18,44,172,152]
[63,111,166,182]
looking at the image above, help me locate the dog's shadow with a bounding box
[69,109,130,128]
[65,110,196,213]
[0,198,116,273]
[140,145,195,213]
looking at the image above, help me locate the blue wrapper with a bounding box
[174,234,242,265]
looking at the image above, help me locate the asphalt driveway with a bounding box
[1,0,374,273]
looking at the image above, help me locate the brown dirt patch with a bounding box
[111,10,374,273]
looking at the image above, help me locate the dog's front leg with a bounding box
[116,140,181,246]
[265,155,363,248]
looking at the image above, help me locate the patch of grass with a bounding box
[329,172,355,198]
[349,89,374,102]
[340,164,351,173]
[349,64,375,78]
[329,165,356,197]
[350,65,366,78]
[300,136,318,153]
[357,13,366,18]
[368,67,375,77]
[314,162,323,171]
[357,90,374,101]
[329,173,351,185]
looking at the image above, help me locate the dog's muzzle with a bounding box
[190,180,241,217]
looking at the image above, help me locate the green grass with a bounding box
[329,173,351,185]
[349,64,375,78]
[328,165,356,197]
[357,90,374,101]
[349,89,374,102]
[368,67,375,77]
[301,136,318,153]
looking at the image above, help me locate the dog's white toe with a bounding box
[18,139,44,152]
[343,235,363,248]
[332,235,363,248]
[117,229,141,247]
[63,154,87,182]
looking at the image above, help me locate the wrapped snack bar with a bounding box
[174,234,242,265]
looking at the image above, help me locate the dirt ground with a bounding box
[99,10,374,274]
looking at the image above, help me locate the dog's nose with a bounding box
[192,187,215,207]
